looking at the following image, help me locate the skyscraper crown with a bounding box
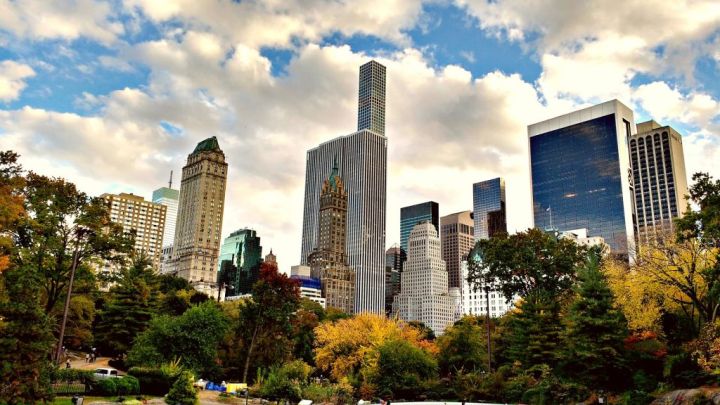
[192,136,221,154]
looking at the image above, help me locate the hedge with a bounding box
[127,366,176,396]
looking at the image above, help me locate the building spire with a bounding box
[169,170,173,189]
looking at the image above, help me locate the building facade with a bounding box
[151,186,179,248]
[400,201,439,260]
[301,61,387,314]
[473,178,506,240]
[170,136,228,286]
[290,275,327,308]
[440,211,475,289]
[307,162,356,314]
[357,60,386,136]
[218,228,263,296]
[392,221,455,336]
[384,245,402,315]
[460,261,514,318]
[630,120,689,245]
[529,100,636,256]
[102,192,166,269]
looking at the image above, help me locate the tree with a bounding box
[408,320,436,341]
[314,313,433,387]
[292,299,324,364]
[437,317,487,376]
[14,172,133,316]
[95,255,159,357]
[0,263,55,403]
[165,370,198,405]
[0,151,24,273]
[468,228,588,301]
[237,262,300,383]
[560,252,629,391]
[128,301,229,378]
[676,172,720,245]
[372,339,438,400]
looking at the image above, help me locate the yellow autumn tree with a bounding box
[314,312,434,388]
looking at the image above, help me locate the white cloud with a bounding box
[0,60,35,101]
[633,81,720,130]
[0,0,124,44]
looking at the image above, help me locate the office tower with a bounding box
[170,136,228,287]
[102,193,166,269]
[630,120,689,244]
[473,178,506,240]
[307,162,356,314]
[385,245,402,315]
[357,60,386,136]
[152,176,180,248]
[218,228,263,296]
[392,221,455,336]
[441,211,474,289]
[529,100,636,255]
[264,249,277,266]
[460,261,514,318]
[400,201,439,259]
[301,61,387,313]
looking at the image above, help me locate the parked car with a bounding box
[93,368,119,379]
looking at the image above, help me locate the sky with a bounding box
[1,0,720,273]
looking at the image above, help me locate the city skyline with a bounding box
[2,1,720,274]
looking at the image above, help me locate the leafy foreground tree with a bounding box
[237,262,301,383]
[128,301,229,378]
[560,250,630,391]
[95,255,159,357]
[165,370,198,405]
[437,316,488,377]
[372,339,438,400]
[0,264,55,403]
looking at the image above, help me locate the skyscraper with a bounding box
[218,228,263,296]
[170,136,228,288]
[400,201,439,259]
[385,245,402,315]
[308,161,355,314]
[358,60,386,136]
[392,221,455,336]
[630,120,689,245]
[473,178,506,240]
[152,184,179,248]
[440,211,474,289]
[300,61,387,314]
[529,100,636,255]
[102,192,166,269]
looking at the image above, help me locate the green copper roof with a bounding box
[192,136,221,154]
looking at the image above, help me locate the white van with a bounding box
[93,368,119,379]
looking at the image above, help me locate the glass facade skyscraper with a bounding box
[218,228,263,296]
[358,61,386,136]
[529,100,636,255]
[152,186,179,248]
[473,178,506,240]
[400,201,439,256]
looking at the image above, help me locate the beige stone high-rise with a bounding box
[440,211,474,289]
[102,192,166,269]
[170,137,228,287]
[308,160,355,314]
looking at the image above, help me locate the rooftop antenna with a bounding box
[168,170,173,189]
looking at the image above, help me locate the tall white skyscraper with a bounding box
[300,60,387,314]
[392,221,456,336]
[152,183,179,248]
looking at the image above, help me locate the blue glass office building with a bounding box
[473,178,506,240]
[528,100,636,255]
[400,201,439,256]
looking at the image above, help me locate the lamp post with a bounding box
[55,230,85,364]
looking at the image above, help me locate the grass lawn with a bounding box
[51,396,160,404]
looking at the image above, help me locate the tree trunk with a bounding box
[242,324,260,383]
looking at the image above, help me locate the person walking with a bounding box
[65,359,71,369]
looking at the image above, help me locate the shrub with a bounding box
[664,353,713,388]
[92,378,118,396]
[54,368,95,383]
[618,390,654,405]
[165,371,198,405]
[128,366,176,395]
[116,376,140,396]
[259,367,302,403]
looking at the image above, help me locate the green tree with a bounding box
[14,172,133,317]
[0,263,55,403]
[468,228,588,300]
[561,251,629,391]
[372,339,438,400]
[237,262,300,383]
[128,301,229,377]
[95,255,159,356]
[408,320,436,341]
[165,370,198,405]
[676,172,720,245]
[437,317,487,376]
[292,299,324,364]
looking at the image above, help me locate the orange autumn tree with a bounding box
[0,151,25,273]
[314,312,435,394]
